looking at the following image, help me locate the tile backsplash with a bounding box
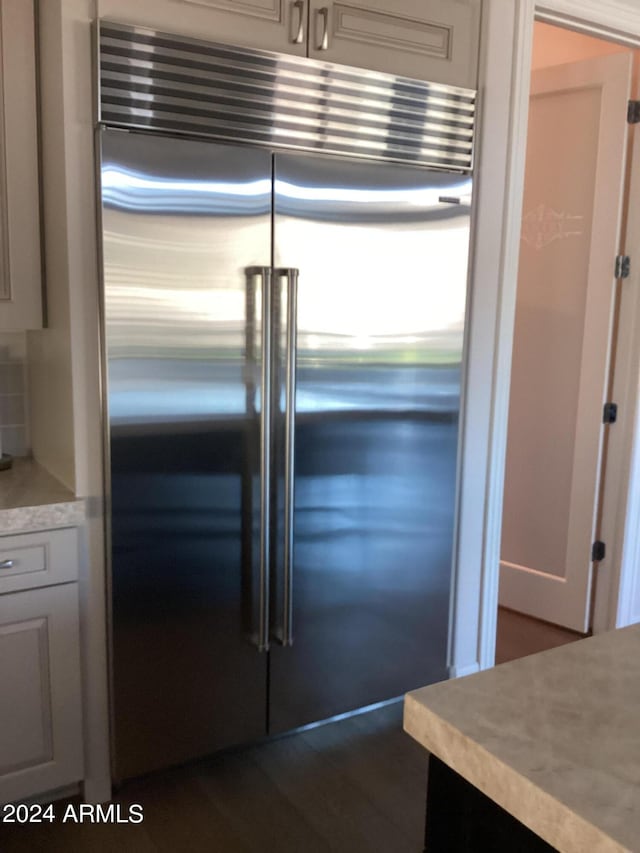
[0,332,29,457]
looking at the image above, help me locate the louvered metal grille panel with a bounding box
[98,21,476,172]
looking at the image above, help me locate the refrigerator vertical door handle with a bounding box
[275,267,299,646]
[246,265,273,652]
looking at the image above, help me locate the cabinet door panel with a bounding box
[308,0,480,88]
[0,584,83,803]
[0,616,52,775]
[99,0,308,57]
[0,0,42,330]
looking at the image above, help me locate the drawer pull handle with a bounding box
[0,559,15,569]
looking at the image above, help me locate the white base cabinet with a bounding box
[0,529,83,805]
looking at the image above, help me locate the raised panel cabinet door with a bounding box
[99,0,309,57]
[307,0,480,87]
[0,584,83,803]
[0,0,42,330]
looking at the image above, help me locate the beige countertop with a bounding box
[0,457,85,534]
[404,625,640,853]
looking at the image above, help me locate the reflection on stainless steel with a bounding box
[102,129,472,779]
[103,131,272,779]
[269,153,470,732]
[98,21,476,172]
[259,266,272,654]
[275,267,299,647]
[246,266,273,653]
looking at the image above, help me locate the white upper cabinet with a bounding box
[100,0,309,56]
[0,0,43,331]
[308,0,480,87]
[99,0,480,87]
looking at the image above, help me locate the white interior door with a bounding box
[499,52,632,633]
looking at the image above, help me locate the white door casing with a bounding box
[596,122,640,631]
[499,52,632,633]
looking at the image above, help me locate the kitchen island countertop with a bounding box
[0,457,85,534]
[404,624,640,852]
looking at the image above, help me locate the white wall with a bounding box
[531,21,629,68]
[531,21,640,97]
[27,2,75,490]
[35,0,111,802]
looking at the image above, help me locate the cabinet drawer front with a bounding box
[0,528,79,594]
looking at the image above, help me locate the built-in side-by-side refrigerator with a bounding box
[97,22,475,780]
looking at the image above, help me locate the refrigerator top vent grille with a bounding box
[97,21,476,173]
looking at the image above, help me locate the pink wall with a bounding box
[532,21,639,93]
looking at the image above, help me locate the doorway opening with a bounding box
[496,20,640,665]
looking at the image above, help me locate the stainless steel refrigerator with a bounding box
[97,22,475,780]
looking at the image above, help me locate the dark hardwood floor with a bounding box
[0,702,429,853]
[0,610,584,852]
[495,606,584,664]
